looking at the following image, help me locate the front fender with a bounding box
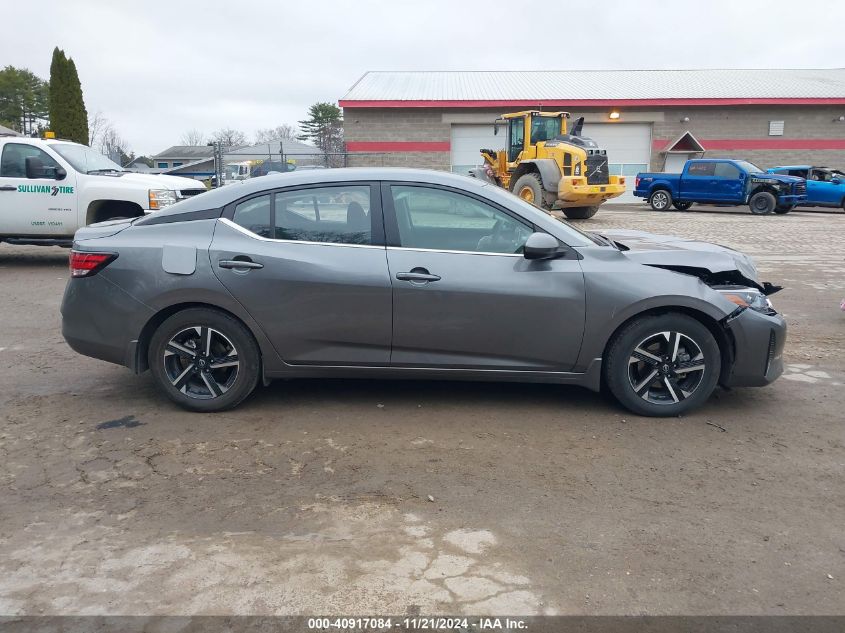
[518,159,561,192]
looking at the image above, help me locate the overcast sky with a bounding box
[2,0,841,155]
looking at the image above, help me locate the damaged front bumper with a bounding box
[721,307,787,387]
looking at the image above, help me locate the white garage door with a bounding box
[450,122,651,203]
[450,124,503,176]
[582,123,652,203]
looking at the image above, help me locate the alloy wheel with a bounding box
[163,326,239,399]
[652,192,669,210]
[627,331,706,405]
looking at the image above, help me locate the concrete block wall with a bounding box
[344,105,845,173]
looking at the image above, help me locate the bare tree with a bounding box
[100,126,131,166]
[210,128,248,149]
[254,124,298,144]
[179,128,205,145]
[88,111,108,148]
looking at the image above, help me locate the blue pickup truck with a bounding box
[635,159,807,214]
[766,165,845,210]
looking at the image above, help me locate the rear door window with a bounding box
[233,195,273,238]
[274,185,372,245]
[686,162,716,177]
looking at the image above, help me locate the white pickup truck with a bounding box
[0,134,207,246]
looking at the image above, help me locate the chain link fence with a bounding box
[216,152,389,186]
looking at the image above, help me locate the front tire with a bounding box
[604,313,721,417]
[512,173,546,209]
[649,189,672,211]
[749,191,776,215]
[149,308,260,412]
[562,206,599,220]
[774,205,793,214]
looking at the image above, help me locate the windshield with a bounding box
[50,143,124,173]
[530,116,562,144]
[734,160,764,174]
[225,164,248,180]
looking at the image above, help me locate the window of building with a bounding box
[768,121,785,136]
[390,185,532,254]
[157,162,168,168]
[172,162,183,167]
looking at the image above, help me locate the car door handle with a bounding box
[0,185,16,191]
[396,270,440,282]
[219,259,264,270]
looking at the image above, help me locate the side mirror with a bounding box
[25,156,65,180]
[524,232,565,260]
[832,178,842,185]
[25,156,45,179]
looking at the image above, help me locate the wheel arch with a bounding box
[86,199,145,225]
[512,159,560,193]
[600,304,735,389]
[134,301,264,374]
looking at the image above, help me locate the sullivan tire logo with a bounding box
[17,184,74,195]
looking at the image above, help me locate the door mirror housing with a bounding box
[832,178,842,185]
[25,156,44,179]
[25,156,66,180]
[523,232,565,260]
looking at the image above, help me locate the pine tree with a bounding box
[49,47,89,144]
[298,102,344,154]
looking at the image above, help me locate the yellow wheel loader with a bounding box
[471,111,626,219]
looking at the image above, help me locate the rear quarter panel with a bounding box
[634,173,680,198]
[91,218,284,372]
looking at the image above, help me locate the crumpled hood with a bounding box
[595,229,772,293]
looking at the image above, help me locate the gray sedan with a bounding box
[61,168,786,416]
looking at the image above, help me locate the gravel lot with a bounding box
[1,204,843,616]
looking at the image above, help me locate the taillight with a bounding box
[635,177,641,188]
[69,250,117,277]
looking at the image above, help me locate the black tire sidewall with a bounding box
[563,206,598,220]
[149,308,261,412]
[749,191,776,215]
[513,174,544,207]
[673,202,692,211]
[649,189,672,211]
[604,313,721,417]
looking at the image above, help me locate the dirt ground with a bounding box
[1,205,843,616]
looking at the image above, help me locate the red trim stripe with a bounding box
[340,98,845,108]
[346,141,450,153]
[653,138,845,151]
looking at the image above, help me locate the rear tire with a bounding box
[749,191,776,215]
[649,189,672,211]
[562,206,599,220]
[774,205,793,214]
[673,201,693,211]
[149,308,260,412]
[604,313,721,417]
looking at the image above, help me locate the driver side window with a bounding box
[0,143,60,179]
[390,185,533,255]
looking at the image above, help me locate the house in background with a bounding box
[151,145,215,170]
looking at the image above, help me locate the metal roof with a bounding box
[340,69,845,105]
[224,138,321,157]
[153,145,215,159]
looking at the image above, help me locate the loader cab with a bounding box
[504,112,568,162]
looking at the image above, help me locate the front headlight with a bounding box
[149,189,178,210]
[715,286,776,315]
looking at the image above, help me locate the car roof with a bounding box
[146,167,490,218]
